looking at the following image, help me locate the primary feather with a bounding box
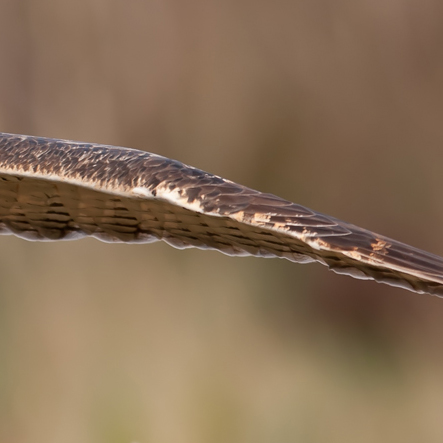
[0,132,441,296]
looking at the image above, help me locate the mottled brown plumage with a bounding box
[0,132,442,296]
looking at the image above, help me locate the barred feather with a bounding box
[0,132,441,296]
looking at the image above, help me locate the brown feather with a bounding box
[0,132,442,296]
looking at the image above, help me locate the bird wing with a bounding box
[0,132,441,296]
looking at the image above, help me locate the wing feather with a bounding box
[0,132,441,296]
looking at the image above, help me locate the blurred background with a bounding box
[0,1,443,442]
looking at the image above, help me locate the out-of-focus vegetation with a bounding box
[0,1,443,442]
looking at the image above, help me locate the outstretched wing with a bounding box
[0,132,441,296]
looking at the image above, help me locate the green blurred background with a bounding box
[1,1,443,442]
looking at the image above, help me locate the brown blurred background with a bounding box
[1,1,443,442]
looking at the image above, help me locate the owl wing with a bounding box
[0,132,441,296]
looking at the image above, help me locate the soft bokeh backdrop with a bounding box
[1,1,443,442]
